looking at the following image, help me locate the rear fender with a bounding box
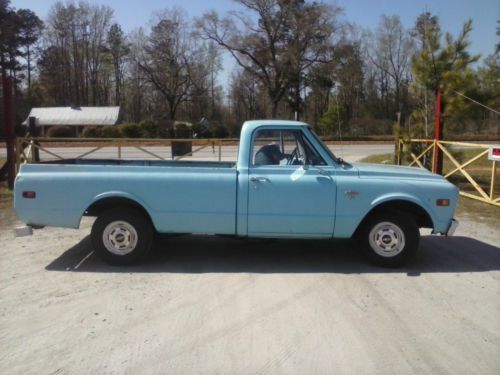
[81,191,157,229]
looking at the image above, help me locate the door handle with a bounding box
[250,176,269,182]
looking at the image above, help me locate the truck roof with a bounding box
[242,119,309,132]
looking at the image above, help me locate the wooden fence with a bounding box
[398,139,499,207]
[15,137,238,171]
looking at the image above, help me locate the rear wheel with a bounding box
[91,207,153,265]
[358,211,419,267]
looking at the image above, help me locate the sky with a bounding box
[9,0,500,86]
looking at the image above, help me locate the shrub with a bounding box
[139,119,159,138]
[82,126,102,138]
[47,126,75,138]
[100,126,122,138]
[118,123,141,138]
[192,123,212,138]
[212,124,229,138]
[173,122,192,138]
[14,124,27,137]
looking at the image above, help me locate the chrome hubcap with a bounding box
[102,221,138,255]
[369,221,405,257]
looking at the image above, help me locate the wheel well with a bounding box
[85,197,152,223]
[356,200,433,234]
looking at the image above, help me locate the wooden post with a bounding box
[490,160,497,200]
[28,116,40,162]
[2,77,16,189]
[15,137,21,173]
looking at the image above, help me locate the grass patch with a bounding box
[442,149,499,197]
[358,153,394,164]
[456,196,500,223]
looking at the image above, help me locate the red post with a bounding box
[432,86,443,174]
[2,77,16,189]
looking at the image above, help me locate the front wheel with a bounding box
[358,211,419,267]
[91,207,153,265]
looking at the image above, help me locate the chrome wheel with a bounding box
[102,221,138,255]
[368,221,405,257]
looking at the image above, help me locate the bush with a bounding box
[139,119,159,138]
[118,123,142,138]
[100,126,122,138]
[82,126,102,138]
[14,124,27,137]
[47,126,75,138]
[192,123,212,138]
[173,122,192,138]
[212,124,229,138]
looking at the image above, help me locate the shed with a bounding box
[22,106,120,136]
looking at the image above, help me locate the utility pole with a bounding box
[2,77,16,189]
[433,85,444,174]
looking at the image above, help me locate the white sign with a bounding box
[488,146,500,161]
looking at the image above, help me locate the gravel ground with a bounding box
[0,196,499,375]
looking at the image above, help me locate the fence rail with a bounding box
[398,139,499,207]
[14,137,240,172]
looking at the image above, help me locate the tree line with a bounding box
[1,0,499,138]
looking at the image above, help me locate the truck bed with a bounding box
[15,160,238,234]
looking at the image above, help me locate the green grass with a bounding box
[358,153,394,164]
[456,196,500,224]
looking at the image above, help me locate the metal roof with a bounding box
[22,107,120,126]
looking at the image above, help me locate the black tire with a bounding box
[358,210,419,267]
[91,207,153,265]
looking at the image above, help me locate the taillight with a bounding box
[22,191,36,199]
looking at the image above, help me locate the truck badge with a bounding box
[345,190,359,199]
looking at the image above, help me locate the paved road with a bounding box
[0,197,499,374]
[0,143,394,163]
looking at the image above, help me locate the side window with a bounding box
[252,129,305,166]
[301,134,327,166]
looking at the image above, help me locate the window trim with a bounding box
[250,127,326,167]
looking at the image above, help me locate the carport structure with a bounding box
[22,106,120,136]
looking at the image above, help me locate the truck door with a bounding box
[247,129,336,237]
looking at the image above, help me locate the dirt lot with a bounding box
[0,197,499,375]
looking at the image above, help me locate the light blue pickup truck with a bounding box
[14,120,458,266]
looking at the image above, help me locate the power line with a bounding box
[452,90,500,116]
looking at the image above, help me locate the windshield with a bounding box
[308,127,340,163]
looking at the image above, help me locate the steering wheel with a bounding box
[286,147,299,165]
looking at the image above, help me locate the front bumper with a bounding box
[432,218,459,236]
[445,219,459,236]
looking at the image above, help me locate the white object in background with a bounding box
[487,146,500,161]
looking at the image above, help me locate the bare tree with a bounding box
[86,4,113,105]
[42,1,113,106]
[197,0,339,118]
[367,15,414,123]
[133,8,207,121]
[105,23,129,105]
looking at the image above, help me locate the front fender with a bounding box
[334,192,436,238]
[371,193,435,220]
